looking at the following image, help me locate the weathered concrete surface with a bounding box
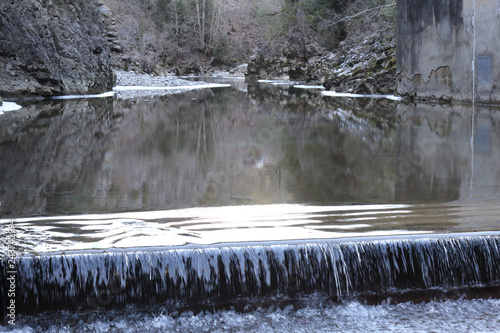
[397,0,500,103]
[0,0,115,97]
[397,0,472,102]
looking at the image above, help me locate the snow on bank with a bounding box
[0,101,22,114]
[114,71,231,99]
[113,84,230,92]
[257,79,294,85]
[294,85,326,90]
[322,91,402,101]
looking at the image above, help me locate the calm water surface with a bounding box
[0,79,500,253]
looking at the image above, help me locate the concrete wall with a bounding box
[397,0,500,103]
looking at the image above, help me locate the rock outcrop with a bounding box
[0,0,116,97]
[246,30,396,95]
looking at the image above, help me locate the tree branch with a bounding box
[318,3,395,31]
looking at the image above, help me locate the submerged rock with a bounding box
[0,0,116,97]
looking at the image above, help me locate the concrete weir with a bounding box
[397,0,500,104]
[3,234,500,316]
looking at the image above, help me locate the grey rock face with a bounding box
[246,31,396,95]
[0,0,115,97]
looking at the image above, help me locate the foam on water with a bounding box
[6,298,500,332]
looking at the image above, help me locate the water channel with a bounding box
[1,78,500,331]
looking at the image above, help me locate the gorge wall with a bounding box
[0,0,116,97]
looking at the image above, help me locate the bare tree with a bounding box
[317,0,396,33]
[194,0,206,49]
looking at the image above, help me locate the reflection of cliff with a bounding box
[0,99,116,216]
[3,89,497,218]
[92,88,400,210]
[247,83,397,132]
[279,117,397,204]
[90,89,291,210]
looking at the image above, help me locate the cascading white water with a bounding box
[5,235,500,315]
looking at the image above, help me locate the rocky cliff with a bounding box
[246,30,396,95]
[0,0,116,97]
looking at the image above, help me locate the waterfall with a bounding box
[3,235,500,315]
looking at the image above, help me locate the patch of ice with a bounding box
[322,91,402,101]
[0,101,22,113]
[50,91,116,100]
[257,79,291,84]
[294,85,326,90]
[113,84,230,91]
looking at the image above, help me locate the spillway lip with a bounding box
[16,231,500,258]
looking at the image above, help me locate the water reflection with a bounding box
[0,81,499,252]
[0,86,401,216]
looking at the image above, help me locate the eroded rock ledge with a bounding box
[246,31,396,95]
[0,0,116,97]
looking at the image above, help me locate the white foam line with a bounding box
[0,102,22,113]
[113,84,231,91]
[294,85,326,90]
[49,91,116,100]
[322,91,402,101]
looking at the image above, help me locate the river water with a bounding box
[1,78,500,331]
